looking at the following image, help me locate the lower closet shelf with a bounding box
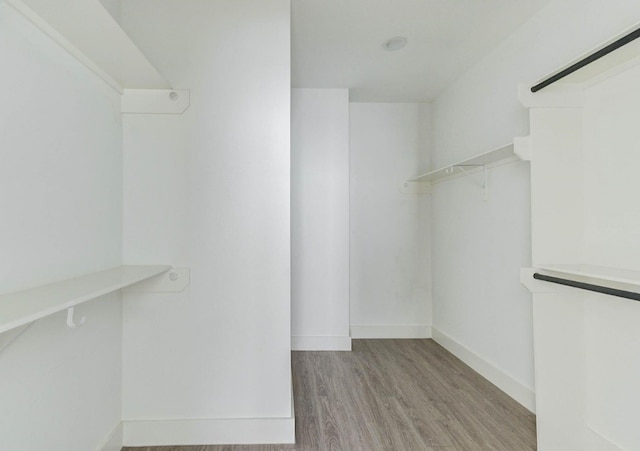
[537,264,640,289]
[0,265,170,334]
[528,263,640,302]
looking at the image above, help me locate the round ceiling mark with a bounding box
[382,36,407,51]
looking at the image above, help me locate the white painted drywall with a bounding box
[119,0,293,443]
[430,0,640,411]
[551,63,640,451]
[291,89,350,350]
[349,103,431,338]
[583,64,640,272]
[432,0,640,167]
[430,162,534,408]
[522,61,640,449]
[0,3,123,450]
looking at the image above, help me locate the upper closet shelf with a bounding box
[0,265,170,334]
[407,141,523,185]
[520,23,640,108]
[531,24,640,92]
[5,0,170,94]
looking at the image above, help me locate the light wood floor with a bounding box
[124,339,536,451]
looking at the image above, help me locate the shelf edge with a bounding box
[537,264,640,288]
[0,265,171,334]
[407,142,517,184]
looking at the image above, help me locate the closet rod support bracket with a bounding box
[448,164,487,198]
[66,307,86,329]
[123,267,191,293]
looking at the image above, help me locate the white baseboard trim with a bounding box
[431,327,536,413]
[350,325,432,339]
[291,335,352,351]
[586,427,624,451]
[123,417,295,446]
[97,422,122,451]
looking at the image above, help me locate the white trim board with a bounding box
[431,328,536,413]
[586,427,624,451]
[291,335,352,351]
[123,417,295,446]
[97,422,122,451]
[350,325,432,339]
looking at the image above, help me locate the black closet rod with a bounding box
[533,273,640,302]
[531,27,640,93]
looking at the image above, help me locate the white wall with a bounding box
[583,66,640,272]
[349,103,431,339]
[430,162,534,407]
[291,89,350,351]
[0,3,123,450]
[432,0,640,167]
[430,0,640,411]
[520,61,640,449]
[119,0,293,445]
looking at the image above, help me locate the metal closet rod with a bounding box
[533,273,640,302]
[531,27,640,93]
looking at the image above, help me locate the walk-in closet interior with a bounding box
[2,0,640,449]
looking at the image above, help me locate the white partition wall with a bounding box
[120,0,294,445]
[0,3,123,450]
[3,0,292,447]
[291,89,351,351]
[521,42,640,450]
[349,103,432,339]
[429,0,640,418]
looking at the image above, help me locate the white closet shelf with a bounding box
[534,25,640,90]
[407,142,518,184]
[5,0,170,93]
[537,264,640,290]
[0,265,170,334]
[521,23,640,110]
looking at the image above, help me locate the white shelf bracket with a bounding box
[453,164,483,176]
[121,89,190,114]
[452,164,488,199]
[123,267,191,293]
[66,306,86,329]
[514,136,532,161]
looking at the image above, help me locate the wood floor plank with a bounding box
[292,353,321,418]
[289,415,320,451]
[122,339,536,451]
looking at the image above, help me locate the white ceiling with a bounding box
[292,0,553,102]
